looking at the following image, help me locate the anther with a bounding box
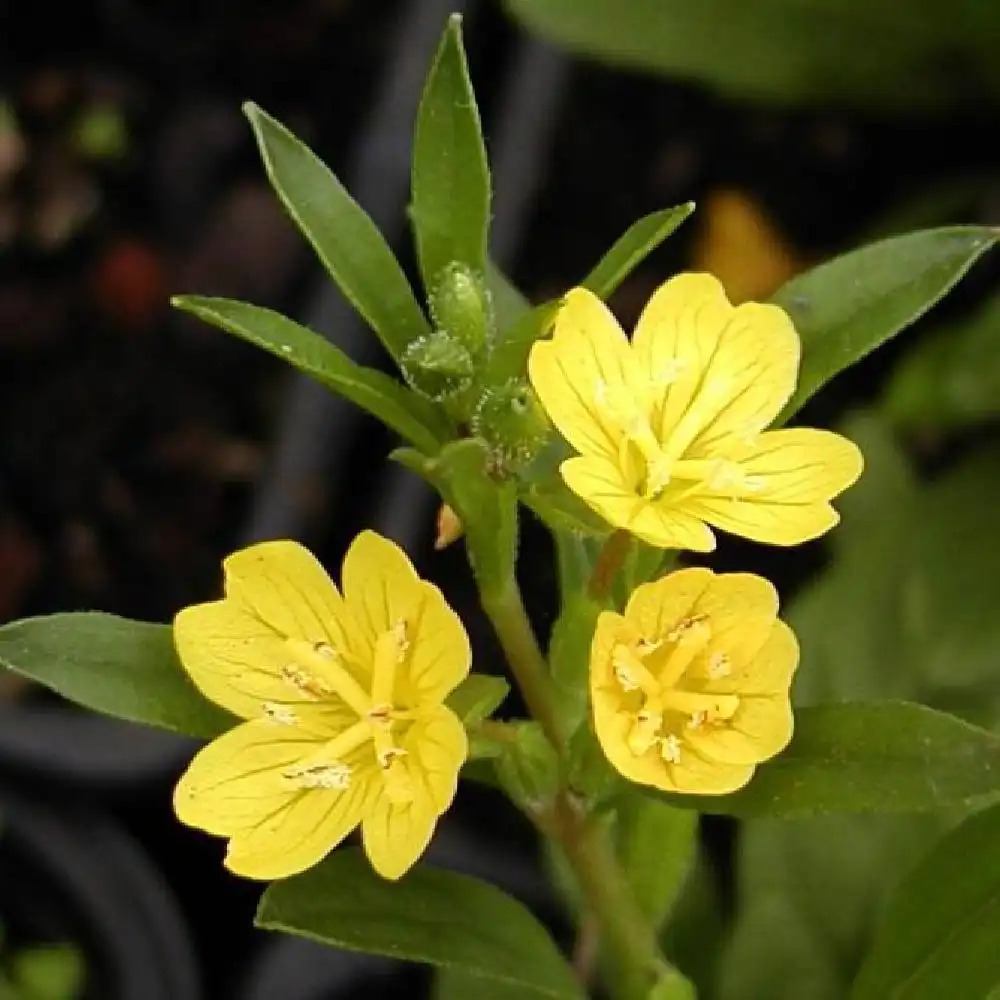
[283,761,352,790]
[708,652,731,679]
[262,702,297,725]
[660,734,682,764]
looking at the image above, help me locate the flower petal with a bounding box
[399,588,471,706]
[224,763,378,880]
[623,567,715,643]
[668,743,756,794]
[687,694,793,766]
[632,273,798,451]
[173,719,324,836]
[561,455,715,551]
[223,540,361,654]
[341,531,425,654]
[590,704,667,789]
[528,288,640,462]
[174,598,365,722]
[361,708,466,882]
[682,428,863,546]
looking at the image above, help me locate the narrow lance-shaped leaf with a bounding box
[0,613,233,739]
[581,203,695,300]
[656,702,1000,818]
[774,226,999,421]
[257,849,583,1000]
[174,296,453,454]
[851,801,1000,1000]
[411,15,491,293]
[447,673,510,727]
[245,102,430,359]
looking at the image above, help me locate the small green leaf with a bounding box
[447,674,510,726]
[435,969,531,1000]
[549,592,602,735]
[581,204,695,300]
[174,296,452,454]
[617,796,698,929]
[392,439,517,595]
[411,15,491,292]
[495,722,562,811]
[521,476,612,538]
[659,702,1000,818]
[485,261,532,335]
[257,849,582,999]
[0,613,232,739]
[485,300,560,385]
[851,802,1000,1000]
[774,226,999,421]
[244,102,430,359]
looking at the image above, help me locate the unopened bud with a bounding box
[400,331,474,401]
[429,262,492,356]
[434,503,464,550]
[471,379,550,473]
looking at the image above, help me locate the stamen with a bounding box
[688,710,706,730]
[660,733,682,764]
[281,664,331,701]
[666,614,709,644]
[314,641,337,659]
[371,619,408,706]
[377,745,408,769]
[611,644,661,695]
[283,761,352,790]
[262,702,297,725]
[627,708,662,756]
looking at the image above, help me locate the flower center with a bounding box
[593,377,767,500]
[279,620,417,802]
[611,616,739,764]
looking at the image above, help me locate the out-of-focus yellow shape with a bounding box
[172,533,470,881]
[692,189,802,304]
[528,273,862,551]
[591,567,797,794]
[434,503,464,550]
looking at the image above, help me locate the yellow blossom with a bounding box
[171,532,470,881]
[590,567,797,795]
[527,273,863,551]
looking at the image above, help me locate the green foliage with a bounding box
[884,291,1000,430]
[1,944,84,1000]
[851,802,1000,999]
[446,674,511,727]
[495,722,562,811]
[411,15,491,293]
[400,330,475,403]
[503,0,1000,111]
[257,849,582,999]
[774,226,999,422]
[661,702,1000,818]
[174,296,453,453]
[0,614,231,738]
[244,103,430,359]
[581,204,695,300]
[429,262,494,356]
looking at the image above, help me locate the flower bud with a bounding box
[400,331,474,402]
[471,379,550,473]
[428,262,492,356]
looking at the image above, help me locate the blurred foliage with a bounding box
[504,0,1000,112]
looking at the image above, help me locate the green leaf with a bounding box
[174,296,452,454]
[774,226,999,421]
[581,204,694,300]
[0,613,232,739]
[257,849,582,1000]
[411,15,491,292]
[851,802,1000,1000]
[392,439,517,595]
[659,702,1000,818]
[495,721,562,811]
[485,300,560,386]
[435,969,530,1000]
[503,0,1000,112]
[485,261,532,335]
[521,475,612,538]
[244,102,430,359]
[549,592,602,736]
[447,673,510,726]
[616,797,697,929]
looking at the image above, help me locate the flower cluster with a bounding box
[171,272,861,878]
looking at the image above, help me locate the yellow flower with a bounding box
[171,532,470,881]
[527,273,863,551]
[590,567,797,795]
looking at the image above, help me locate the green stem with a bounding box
[588,530,632,602]
[479,579,564,748]
[553,793,668,999]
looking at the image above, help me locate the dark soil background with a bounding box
[2,0,999,997]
